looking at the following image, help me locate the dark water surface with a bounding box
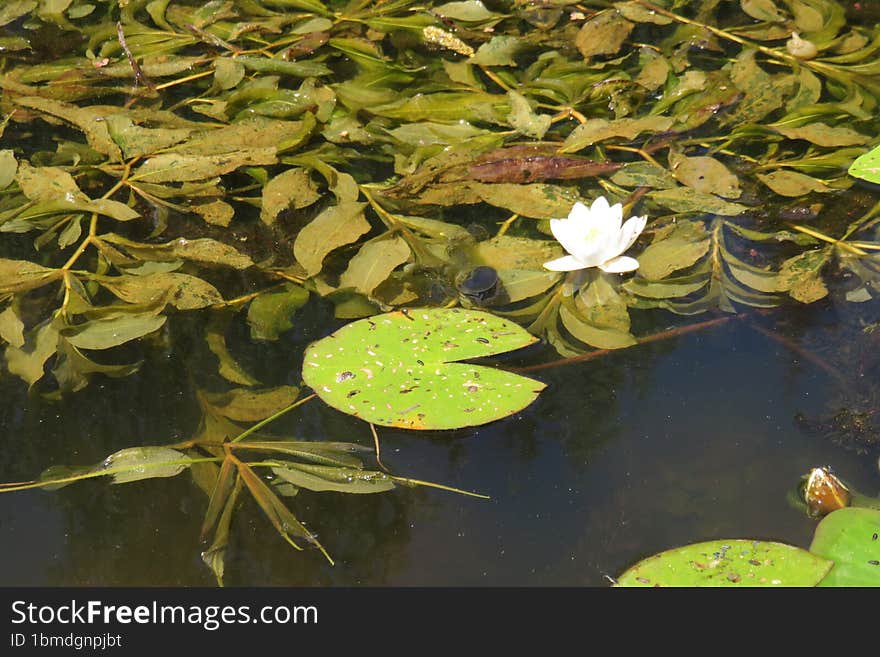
[2,0,880,589]
[1,296,877,586]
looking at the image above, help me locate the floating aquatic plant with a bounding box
[301,307,545,430]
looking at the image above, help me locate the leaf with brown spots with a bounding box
[302,308,545,430]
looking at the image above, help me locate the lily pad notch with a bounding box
[301,308,546,430]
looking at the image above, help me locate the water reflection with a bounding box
[0,297,878,585]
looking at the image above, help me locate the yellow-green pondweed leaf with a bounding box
[40,446,191,488]
[302,308,545,430]
[103,447,192,484]
[271,463,397,494]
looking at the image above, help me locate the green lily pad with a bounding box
[301,308,545,430]
[849,144,880,184]
[810,507,880,586]
[617,539,833,586]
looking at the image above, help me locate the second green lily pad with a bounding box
[810,507,880,587]
[302,308,545,430]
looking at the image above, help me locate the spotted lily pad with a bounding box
[301,308,545,430]
[849,144,880,184]
[616,539,832,586]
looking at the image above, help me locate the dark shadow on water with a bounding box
[0,295,877,586]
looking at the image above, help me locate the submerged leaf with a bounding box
[560,117,674,153]
[575,10,634,59]
[506,90,551,139]
[12,97,123,161]
[669,152,741,199]
[777,248,829,303]
[0,149,17,189]
[468,182,585,218]
[234,441,368,468]
[105,116,193,159]
[199,457,237,543]
[102,447,192,484]
[469,35,524,66]
[774,123,871,147]
[473,235,564,271]
[648,187,748,216]
[293,201,371,276]
[132,149,278,183]
[237,461,329,558]
[64,313,167,350]
[0,259,60,293]
[206,313,260,386]
[202,386,301,422]
[271,463,396,494]
[338,236,411,296]
[0,306,25,348]
[100,234,253,269]
[757,170,831,196]
[561,274,636,349]
[247,283,310,341]
[100,273,223,310]
[0,1,37,27]
[560,303,635,350]
[5,319,59,387]
[16,163,139,222]
[611,162,677,189]
[637,220,711,281]
[260,167,320,225]
[740,0,788,22]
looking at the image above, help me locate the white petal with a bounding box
[590,196,611,216]
[556,206,622,261]
[607,202,624,233]
[589,196,623,250]
[543,255,589,272]
[549,217,608,265]
[598,255,640,273]
[611,214,647,256]
[549,217,579,249]
[567,201,591,223]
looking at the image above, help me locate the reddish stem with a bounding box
[512,314,740,374]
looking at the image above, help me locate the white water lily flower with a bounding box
[543,196,647,274]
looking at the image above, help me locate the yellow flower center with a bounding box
[582,227,602,243]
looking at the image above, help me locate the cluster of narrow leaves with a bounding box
[1,0,880,384]
[0,383,485,585]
